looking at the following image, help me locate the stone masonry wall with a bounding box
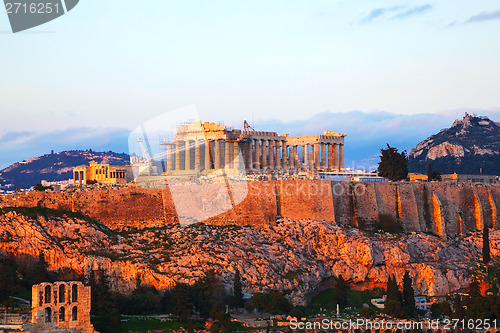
[0,181,499,237]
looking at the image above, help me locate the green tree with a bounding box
[385,275,403,317]
[427,163,433,181]
[194,269,224,319]
[483,227,491,264]
[378,144,408,181]
[0,259,18,302]
[426,164,442,181]
[172,283,193,322]
[245,293,270,318]
[210,301,231,333]
[402,271,416,317]
[34,183,53,191]
[335,275,347,309]
[89,269,121,333]
[233,268,244,309]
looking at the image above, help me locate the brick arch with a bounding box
[71,283,78,303]
[44,307,52,322]
[58,306,66,322]
[58,284,66,303]
[44,285,51,304]
[72,305,78,321]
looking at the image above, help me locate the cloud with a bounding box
[391,4,433,20]
[360,6,403,23]
[466,9,500,23]
[360,4,432,24]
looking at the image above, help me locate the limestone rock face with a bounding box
[408,113,500,174]
[0,210,497,305]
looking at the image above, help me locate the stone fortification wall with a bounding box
[0,181,498,237]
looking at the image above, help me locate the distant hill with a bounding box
[0,150,130,189]
[408,113,500,175]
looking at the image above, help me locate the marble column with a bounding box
[195,141,201,171]
[333,144,339,171]
[328,144,333,170]
[339,144,344,170]
[287,146,295,171]
[275,140,281,170]
[204,141,211,171]
[254,139,260,170]
[214,141,221,169]
[247,141,253,171]
[320,143,326,169]
[292,146,298,171]
[311,144,317,170]
[281,142,288,172]
[224,141,231,169]
[308,149,314,171]
[233,142,240,170]
[261,140,267,170]
[185,141,191,171]
[269,140,275,170]
[175,142,181,171]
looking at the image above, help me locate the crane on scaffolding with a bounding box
[244,120,254,132]
[137,138,151,162]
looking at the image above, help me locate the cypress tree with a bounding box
[402,271,415,307]
[233,268,244,309]
[483,226,491,264]
[335,274,347,309]
[427,164,433,181]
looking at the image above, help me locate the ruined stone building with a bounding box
[73,161,133,185]
[155,121,346,175]
[23,281,97,333]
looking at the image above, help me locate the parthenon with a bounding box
[156,121,345,175]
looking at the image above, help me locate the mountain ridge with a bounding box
[408,113,500,175]
[0,150,130,189]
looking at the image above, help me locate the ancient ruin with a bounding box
[24,281,96,333]
[151,121,346,174]
[73,161,133,185]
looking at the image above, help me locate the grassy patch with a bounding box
[120,317,202,332]
[306,287,384,316]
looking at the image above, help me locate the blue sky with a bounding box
[1,1,500,169]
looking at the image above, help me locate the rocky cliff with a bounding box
[0,208,497,305]
[408,113,500,174]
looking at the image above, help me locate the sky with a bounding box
[1,0,500,169]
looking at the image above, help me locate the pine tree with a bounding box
[335,274,347,309]
[483,226,491,264]
[378,144,408,181]
[233,268,244,309]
